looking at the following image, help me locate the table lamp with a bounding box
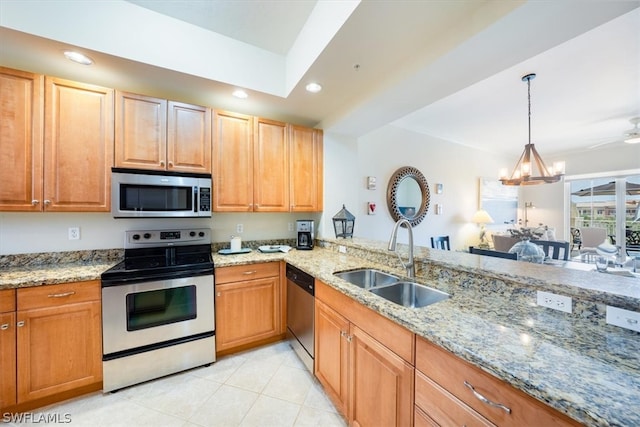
[472,209,495,248]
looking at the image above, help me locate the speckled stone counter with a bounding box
[0,249,122,289]
[215,238,640,427]
[3,240,639,426]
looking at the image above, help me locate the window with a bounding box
[567,171,640,254]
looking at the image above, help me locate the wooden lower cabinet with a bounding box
[0,290,17,410]
[1,281,102,412]
[314,280,414,426]
[215,262,284,354]
[415,336,580,427]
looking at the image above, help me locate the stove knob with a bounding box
[190,231,196,237]
[143,233,151,239]
[132,234,141,240]
[199,231,205,237]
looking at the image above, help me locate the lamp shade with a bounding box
[472,209,494,225]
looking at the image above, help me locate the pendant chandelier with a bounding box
[499,73,565,186]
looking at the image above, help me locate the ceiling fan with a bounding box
[588,117,640,149]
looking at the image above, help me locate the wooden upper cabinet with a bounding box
[253,118,289,212]
[212,110,254,212]
[167,101,211,173]
[115,92,166,170]
[289,125,323,212]
[43,77,113,212]
[115,91,211,173]
[0,67,44,211]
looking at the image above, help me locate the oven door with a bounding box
[102,275,214,355]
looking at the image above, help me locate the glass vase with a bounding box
[509,238,545,263]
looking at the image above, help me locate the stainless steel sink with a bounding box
[369,281,449,308]
[334,269,399,289]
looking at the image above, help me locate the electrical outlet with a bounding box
[606,306,640,333]
[288,222,294,232]
[68,227,80,240]
[536,290,572,313]
[236,224,243,233]
[338,245,347,254]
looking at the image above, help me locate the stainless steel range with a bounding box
[100,228,215,392]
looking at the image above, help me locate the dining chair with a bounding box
[578,227,607,254]
[492,234,520,253]
[530,239,570,261]
[431,236,450,250]
[469,246,518,260]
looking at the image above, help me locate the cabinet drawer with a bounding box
[416,337,579,427]
[415,370,495,427]
[0,289,16,313]
[216,262,280,284]
[17,280,100,311]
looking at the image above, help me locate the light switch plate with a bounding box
[606,306,640,332]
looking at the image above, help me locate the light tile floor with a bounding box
[6,341,346,427]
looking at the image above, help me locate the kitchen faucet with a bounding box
[388,219,415,278]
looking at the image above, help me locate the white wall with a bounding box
[0,211,318,255]
[347,125,512,250]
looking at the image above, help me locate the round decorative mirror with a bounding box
[386,166,430,227]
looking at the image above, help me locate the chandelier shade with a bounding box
[499,74,565,186]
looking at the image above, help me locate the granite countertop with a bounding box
[3,242,639,426]
[216,241,640,427]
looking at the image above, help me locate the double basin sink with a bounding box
[333,268,449,308]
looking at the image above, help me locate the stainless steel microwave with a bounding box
[111,168,211,218]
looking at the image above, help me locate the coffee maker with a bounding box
[296,220,314,250]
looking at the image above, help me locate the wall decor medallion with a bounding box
[386,166,430,227]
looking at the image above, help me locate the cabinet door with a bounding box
[253,117,289,212]
[289,125,323,212]
[16,300,102,403]
[0,67,43,211]
[215,276,279,352]
[0,312,16,409]
[212,110,254,212]
[349,325,413,427]
[44,77,114,211]
[115,91,167,170]
[167,101,211,173]
[314,299,349,416]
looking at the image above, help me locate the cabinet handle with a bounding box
[1,323,9,330]
[47,291,76,298]
[44,200,51,205]
[160,160,165,167]
[242,270,257,275]
[31,200,39,206]
[216,292,221,297]
[17,321,25,327]
[463,381,511,414]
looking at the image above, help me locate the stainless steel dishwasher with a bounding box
[286,264,314,372]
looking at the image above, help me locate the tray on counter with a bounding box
[258,245,291,253]
[218,248,252,255]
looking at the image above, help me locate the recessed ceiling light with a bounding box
[63,51,93,65]
[232,89,248,99]
[305,83,322,93]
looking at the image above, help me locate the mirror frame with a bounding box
[386,166,431,227]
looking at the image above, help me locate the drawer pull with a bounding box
[17,321,25,327]
[464,380,511,414]
[242,271,257,275]
[1,323,9,330]
[47,291,76,298]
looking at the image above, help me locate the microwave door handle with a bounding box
[194,187,199,212]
